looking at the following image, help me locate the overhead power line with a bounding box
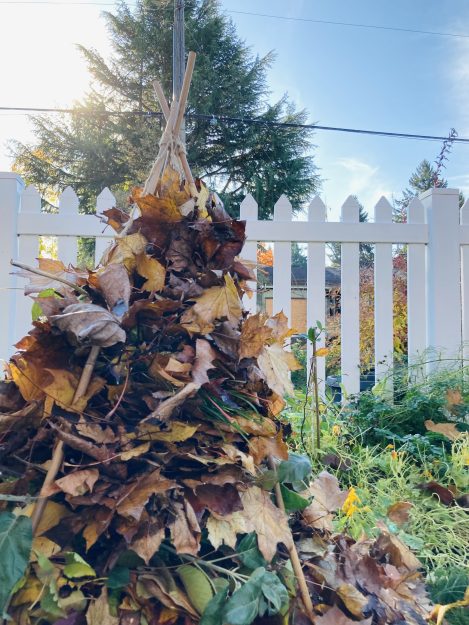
[0,1,468,40]
[0,105,468,144]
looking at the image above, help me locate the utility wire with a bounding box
[0,106,468,144]
[0,1,468,40]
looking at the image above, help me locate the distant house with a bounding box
[258,265,341,332]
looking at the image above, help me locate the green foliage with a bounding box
[177,564,213,614]
[222,567,289,625]
[237,533,266,570]
[429,568,469,625]
[0,512,33,617]
[12,0,319,218]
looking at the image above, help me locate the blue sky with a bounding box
[1,0,469,219]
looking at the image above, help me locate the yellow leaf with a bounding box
[257,344,301,397]
[181,274,242,334]
[136,253,166,292]
[22,501,69,536]
[136,421,199,443]
[315,347,329,357]
[133,185,185,222]
[120,442,151,461]
[103,233,148,271]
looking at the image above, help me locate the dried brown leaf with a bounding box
[191,339,217,385]
[302,471,348,531]
[51,303,126,347]
[239,313,272,360]
[97,263,131,317]
[387,501,413,526]
[257,343,301,397]
[424,419,463,441]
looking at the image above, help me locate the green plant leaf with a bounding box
[200,586,229,625]
[279,485,309,512]
[177,564,213,615]
[277,452,311,489]
[259,570,289,616]
[107,565,130,589]
[237,533,267,570]
[223,568,265,625]
[0,512,33,617]
[63,552,96,579]
[31,288,60,320]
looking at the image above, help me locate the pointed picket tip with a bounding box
[20,184,41,213]
[96,187,116,213]
[274,194,292,220]
[341,195,360,222]
[374,196,392,222]
[407,196,425,224]
[240,193,258,220]
[58,186,79,214]
[308,195,326,221]
[461,198,469,225]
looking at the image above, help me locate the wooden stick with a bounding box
[30,345,101,535]
[268,455,315,621]
[11,260,89,297]
[174,51,196,137]
[152,80,170,120]
[178,149,198,198]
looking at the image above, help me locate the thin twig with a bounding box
[30,345,100,534]
[267,456,315,621]
[11,260,89,297]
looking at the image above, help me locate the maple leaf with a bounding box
[257,344,301,397]
[132,186,185,223]
[206,511,249,550]
[136,253,166,292]
[249,431,289,465]
[239,313,272,360]
[129,520,165,564]
[170,500,201,555]
[301,471,348,531]
[117,470,177,521]
[238,486,293,562]
[102,232,148,271]
[191,339,217,385]
[181,274,242,334]
[424,419,463,441]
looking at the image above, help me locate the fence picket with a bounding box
[374,197,393,392]
[407,197,426,379]
[273,195,292,323]
[95,187,116,265]
[340,196,360,395]
[307,196,326,394]
[240,194,258,314]
[57,186,79,266]
[15,185,42,345]
[461,199,469,365]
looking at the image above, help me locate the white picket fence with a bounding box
[1,172,469,396]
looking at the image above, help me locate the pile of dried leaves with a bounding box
[0,168,434,625]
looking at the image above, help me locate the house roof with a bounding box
[263,265,341,287]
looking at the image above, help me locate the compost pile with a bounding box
[0,53,436,624]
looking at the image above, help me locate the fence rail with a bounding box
[1,172,468,398]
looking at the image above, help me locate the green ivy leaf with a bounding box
[200,586,229,625]
[177,564,213,615]
[279,485,309,513]
[63,552,96,579]
[237,533,267,570]
[0,512,33,617]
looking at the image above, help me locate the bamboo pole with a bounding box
[30,345,101,534]
[174,51,196,137]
